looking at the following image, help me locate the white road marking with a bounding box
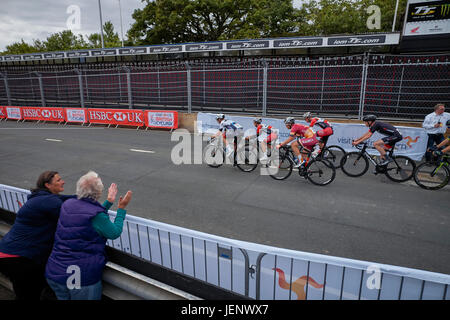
[45,138,62,142]
[130,148,155,154]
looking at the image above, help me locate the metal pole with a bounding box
[262,60,268,116]
[0,73,12,106]
[75,69,85,108]
[395,66,405,114]
[392,0,400,32]
[358,53,369,120]
[118,0,124,47]
[185,62,192,113]
[320,66,326,113]
[98,0,105,48]
[34,72,45,108]
[124,67,133,109]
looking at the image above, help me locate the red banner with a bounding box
[87,108,145,127]
[0,106,6,119]
[145,110,178,129]
[21,106,65,122]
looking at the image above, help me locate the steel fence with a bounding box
[0,54,449,120]
[1,183,449,300]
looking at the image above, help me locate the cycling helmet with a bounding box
[253,117,262,124]
[216,113,225,120]
[303,112,312,119]
[362,114,377,122]
[447,119,450,128]
[284,117,295,125]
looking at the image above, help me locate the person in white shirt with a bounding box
[422,103,450,162]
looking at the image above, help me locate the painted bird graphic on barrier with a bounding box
[273,268,324,300]
[404,136,419,148]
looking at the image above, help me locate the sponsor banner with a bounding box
[403,0,450,36]
[226,40,270,50]
[273,37,324,48]
[90,49,117,56]
[66,51,90,58]
[87,108,145,127]
[145,110,178,129]
[118,47,148,55]
[149,45,183,54]
[65,108,87,123]
[185,43,223,51]
[327,35,387,46]
[197,113,427,161]
[5,107,22,120]
[23,54,43,61]
[21,106,65,122]
[43,52,65,59]
[0,106,6,118]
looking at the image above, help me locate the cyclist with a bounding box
[213,114,244,157]
[352,114,403,166]
[276,117,319,168]
[433,119,450,157]
[304,112,334,150]
[246,117,278,161]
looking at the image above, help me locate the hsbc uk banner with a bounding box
[21,107,65,122]
[87,108,145,127]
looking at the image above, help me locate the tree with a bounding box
[43,30,88,51]
[127,0,300,44]
[1,39,40,55]
[88,21,122,48]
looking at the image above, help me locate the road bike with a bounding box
[265,145,336,186]
[340,142,416,182]
[203,136,258,172]
[317,144,346,169]
[413,153,449,190]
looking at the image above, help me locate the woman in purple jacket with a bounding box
[45,171,132,300]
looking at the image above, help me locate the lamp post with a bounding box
[119,0,125,47]
[98,0,105,48]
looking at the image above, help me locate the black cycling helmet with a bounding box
[362,114,377,122]
[284,117,295,125]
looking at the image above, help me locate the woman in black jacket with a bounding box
[0,171,75,300]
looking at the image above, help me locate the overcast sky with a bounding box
[0,0,305,52]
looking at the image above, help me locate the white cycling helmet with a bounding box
[216,113,225,120]
[284,117,295,125]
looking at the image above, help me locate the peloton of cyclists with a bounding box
[303,112,334,151]
[213,114,244,158]
[352,114,403,166]
[276,117,319,168]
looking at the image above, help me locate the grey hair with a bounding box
[76,171,104,201]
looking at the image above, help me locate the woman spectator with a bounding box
[45,171,132,300]
[0,171,74,300]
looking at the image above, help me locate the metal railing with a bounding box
[0,54,449,120]
[0,183,449,300]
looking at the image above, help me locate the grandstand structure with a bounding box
[0,32,449,121]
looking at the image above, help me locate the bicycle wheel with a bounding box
[266,154,293,180]
[384,155,416,182]
[340,152,369,177]
[413,162,450,190]
[322,145,346,169]
[305,159,336,186]
[236,147,258,172]
[203,143,224,168]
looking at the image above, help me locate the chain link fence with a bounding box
[0,53,449,120]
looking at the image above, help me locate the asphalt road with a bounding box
[0,120,449,275]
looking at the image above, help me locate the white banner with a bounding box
[65,108,87,123]
[197,113,427,161]
[6,107,22,120]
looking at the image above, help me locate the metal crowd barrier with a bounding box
[0,183,449,300]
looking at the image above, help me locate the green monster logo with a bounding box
[441,3,450,16]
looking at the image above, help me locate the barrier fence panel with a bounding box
[1,183,449,300]
[0,53,449,119]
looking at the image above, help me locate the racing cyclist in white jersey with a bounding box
[213,114,244,157]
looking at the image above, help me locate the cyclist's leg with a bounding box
[299,137,318,164]
[374,138,387,159]
[291,139,302,162]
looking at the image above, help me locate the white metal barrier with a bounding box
[0,183,449,300]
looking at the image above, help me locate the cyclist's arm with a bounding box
[352,131,373,145]
[278,135,295,147]
[437,138,450,149]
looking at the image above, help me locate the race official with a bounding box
[422,103,450,162]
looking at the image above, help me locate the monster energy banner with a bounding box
[403,0,450,36]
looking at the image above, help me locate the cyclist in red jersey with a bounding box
[304,112,334,150]
[246,118,278,161]
[276,117,319,168]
